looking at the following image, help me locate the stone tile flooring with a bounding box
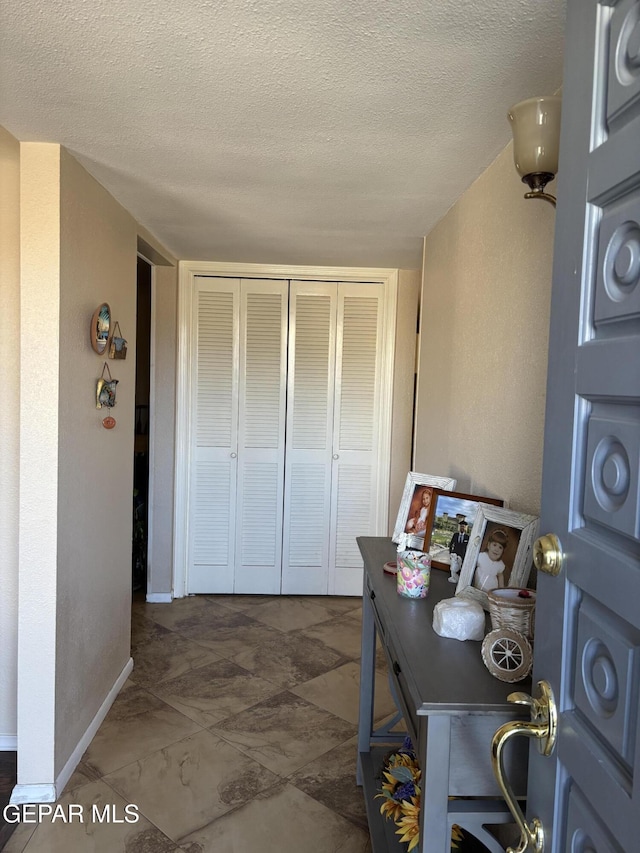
[5,594,400,852]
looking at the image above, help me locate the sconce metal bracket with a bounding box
[522,172,557,207]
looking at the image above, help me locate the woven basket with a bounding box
[487,588,536,641]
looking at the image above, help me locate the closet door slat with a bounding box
[330,285,384,595]
[189,278,240,593]
[281,282,337,594]
[235,280,288,593]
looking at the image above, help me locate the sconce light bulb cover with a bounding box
[508,96,562,181]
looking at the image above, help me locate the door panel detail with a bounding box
[608,0,640,129]
[334,464,372,568]
[238,462,280,565]
[565,786,621,853]
[243,292,284,448]
[196,291,235,446]
[596,195,640,322]
[193,461,232,566]
[575,597,639,765]
[286,463,329,566]
[583,408,640,536]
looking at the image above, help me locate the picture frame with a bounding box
[421,489,504,571]
[392,472,457,550]
[455,505,540,609]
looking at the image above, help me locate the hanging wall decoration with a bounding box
[90,303,111,354]
[108,321,128,360]
[96,362,119,409]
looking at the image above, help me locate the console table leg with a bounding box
[420,715,452,853]
[357,589,376,786]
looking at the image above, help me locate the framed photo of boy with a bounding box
[455,505,539,609]
[391,473,457,550]
[421,490,505,571]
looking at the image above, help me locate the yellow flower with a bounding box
[452,824,464,850]
[379,796,404,822]
[395,796,420,851]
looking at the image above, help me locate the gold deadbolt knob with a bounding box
[533,533,563,576]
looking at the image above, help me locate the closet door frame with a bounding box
[173,261,398,598]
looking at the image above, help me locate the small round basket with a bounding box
[487,588,536,642]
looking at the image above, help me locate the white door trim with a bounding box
[173,260,398,598]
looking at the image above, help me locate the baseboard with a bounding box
[0,735,17,751]
[8,783,57,805]
[9,656,134,805]
[146,592,172,603]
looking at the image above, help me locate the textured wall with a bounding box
[414,144,555,515]
[54,148,138,774]
[0,127,20,745]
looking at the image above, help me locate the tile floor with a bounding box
[4,594,400,853]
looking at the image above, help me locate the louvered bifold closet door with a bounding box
[329,283,384,595]
[234,279,288,593]
[189,277,240,593]
[281,281,337,594]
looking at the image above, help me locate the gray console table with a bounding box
[356,537,529,853]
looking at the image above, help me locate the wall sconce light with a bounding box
[507,96,562,207]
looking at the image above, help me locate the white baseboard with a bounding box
[0,735,17,751]
[146,592,172,603]
[9,783,56,804]
[10,657,133,805]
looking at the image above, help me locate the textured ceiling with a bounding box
[0,0,564,269]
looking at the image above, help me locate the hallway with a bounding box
[5,594,399,852]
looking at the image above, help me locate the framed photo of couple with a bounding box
[455,505,539,609]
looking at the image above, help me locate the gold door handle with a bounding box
[533,533,563,576]
[491,680,557,853]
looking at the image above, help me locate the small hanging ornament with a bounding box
[96,362,118,409]
[108,321,127,360]
[102,415,117,429]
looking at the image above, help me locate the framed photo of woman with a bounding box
[392,473,457,551]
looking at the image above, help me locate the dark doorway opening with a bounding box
[133,256,152,592]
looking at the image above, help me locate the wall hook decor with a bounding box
[108,321,128,359]
[96,362,118,409]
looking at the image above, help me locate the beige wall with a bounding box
[15,142,139,785]
[388,269,420,532]
[54,148,139,773]
[0,127,20,744]
[10,139,177,790]
[415,145,555,515]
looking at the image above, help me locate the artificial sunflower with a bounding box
[395,795,421,851]
[377,749,422,822]
[376,738,466,851]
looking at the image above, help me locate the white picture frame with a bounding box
[455,504,539,610]
[392,472,457,550]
